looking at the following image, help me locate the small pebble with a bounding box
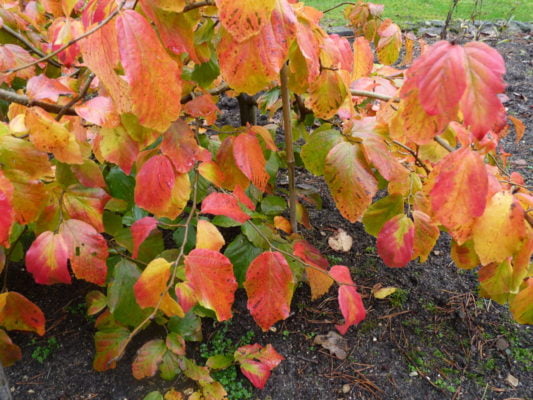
[505,373,519,387]
[28,389,35,394]
[342,384,351,393]
[496,338,509,351]
[409,371,418,377]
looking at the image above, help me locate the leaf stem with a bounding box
[350,89,399,103]
[280,64,298,234]
[391,140,430,175]
[434,136,455,152]
[183,1,215,12]
[0,88,78,116]
[323,2,356,14]
[55,73,95,121]
[3,0,126,74]
[1,25,62,68]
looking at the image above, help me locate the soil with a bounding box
[5,31,533,400]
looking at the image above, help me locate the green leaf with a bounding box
[206,354,233,369]
[301,130,343,176]
[260,196,287,216]
[191,59,220,88]
[103,211,123,237]
[242,222,270,250]
[172,220,196,254]
[212,215,242,227]
[224,234,262,285]
[158,351,181,380]
[114,228,164,263]
[168,312,203,342]
[105,166,135,203]
[362,194,404,236]
[107,259,151,327]
[142,392,164,400]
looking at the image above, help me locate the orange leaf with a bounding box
[216,137,250,190]
[306,69,348,119]
[216,0,276,42]
[430,147,488,244]
[274,216,291,234]
[293,240,332,300]
[324,141,377,223]
[132,339,166,380]
[134,258,171,308]
[26,107,83,164]
[412,210,439,263]
[376,19,401,65]
[0,329,22,366]
[451,239,480,270]
[196,220,225,252]
[508,115,526,143]
[62,185,110,232]
[0,292,45,336]
[233,133,269,192]
[131,217,158,259]
[93,126,139,175]
[185,249,237,321]
[60,219,109,285]
[25,231,70,284]
[244,252,294,331]
[329,266,366,335]
[183,94,220,126]
[116,11,182,131]
[353,36,373,80]
[198,161,225,188]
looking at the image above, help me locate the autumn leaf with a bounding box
[131,217,158,259]
[377,214,414,268]
[0,329,22,366]
[196,220,225,252]
[215,136,250,190]
[25,231,70,285]
[93,125,139,175]
[75,96,120,128]
[201,192,251,223]
[293,240,332,300]
[0,171,14,247]
[182,94,220,125]
[353,36,373,80]
[329,266,366,334]
[134,155,191,219]
[412,210,439,263]
[430,147,488,244]
[62,185,110,232]
[93,325,130,371]
[473,192,527,265]
[233,132,269,192]
[0,292,45,336]
[234,344,284,389]
[376,19,401,65]
[324,141,377,223]
[216,0,276,42]
[451,240,480,270]
[26,75,75,102]
[306,69,349,119]
[510,278,533,324]
[244,252,294,331]
[132,339,166,379]
[185,249,237,321]
[134,258,171,309]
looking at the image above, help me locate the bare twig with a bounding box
[392,140,430,175]
[434,136,455,152]
[180,83,230,104]
[1,25,61,68]
[183,0,215,12]
[3,1,126,74]
[323,2,356,14]
[280,64,298,233]
[350,89,399,103]
[55,73,95,121]
[0,88,77,116]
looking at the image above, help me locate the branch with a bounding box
[108,166,200,366]
[434,136,455,152]
[323,2,356,14]
[280,64,298,233]
[55,73,95,121]
[3,1,126,74]
[350,89,399,102]
[183,1,215,12]
[180,83,230,104]
[1,25,61,68]
[392,140,430,175]
[0,88,77,116]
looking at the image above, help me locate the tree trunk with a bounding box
[237,93,257,126]
[0,363,12,400]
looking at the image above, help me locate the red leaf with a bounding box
[233,133,269,192]
[0,171,15,247]
[134,258,171,308]
[75,96,120,128]
[134,155,191,219]
[93,126,139,175]
[233,185,256,211]
[244,252,294,331]
[161,120,210,174]
[25,231,70,285]
[201,192,250,223]
[131,217,158,259]
[329,266,366,335]
[235,344,284,389]
[48,17,83,66]
[0,292,45,336]
[174,282,197,314]
[60,219,109,285]
[26,75,75,102]
[412,210,439,263]
[377,214,414,268]
[430,147,488,244]
[216,137,250,190]
[293,240,333,300]
[184,249,237,321]
[182,94,220,126]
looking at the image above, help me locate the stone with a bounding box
[505,373,519,387]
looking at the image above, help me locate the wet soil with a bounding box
[5,31,533,400]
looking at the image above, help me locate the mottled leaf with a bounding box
[377,214,414,268]
[329,266,366,335]
[234,343,284,389]
[412,210,439,262]
[25,231,70,284]
[293,240,332,300]
[131,217,158,259]
[132,339,166,379]
[233,133,269,192]
[0,292,45,335]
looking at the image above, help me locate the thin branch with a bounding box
[108,167,200,366]
[55,73,95,121]
[323,2,356,14]
[280,64,298,233]
[183,0,215,12]
[180,83,230,104]
[1,25,62,68]
[434,136,455,152]
[350,89,399,103]
[392,140,430,175]
[0,88,77,116]
[2,226,28,292]
[3,1,126,74]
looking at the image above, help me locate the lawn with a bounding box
[305,0,533,26]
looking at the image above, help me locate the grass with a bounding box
[305,0,533,26]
